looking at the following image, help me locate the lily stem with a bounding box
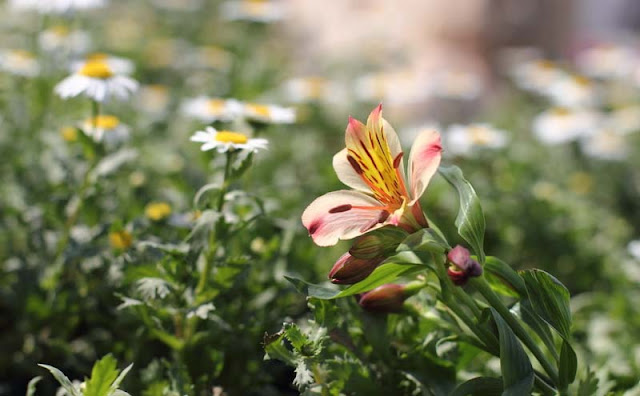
[470,276,560,385]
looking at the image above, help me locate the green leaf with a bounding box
[483,257,526,298]
[450,377,503,396]
[520,269,571,339]
[396,228,450,260]
[193,182,221,208]
[439,166,485,263]
[489,309,534,396]
[109,363,133,396]
[285,262,424,300]
[38,364,82,396]
[558,340,577,389]
[517,300,558,362]
[85,354,120,396]
[25,376,42,396]
[263,331,297,366]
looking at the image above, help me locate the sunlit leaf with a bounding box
[438,166,485,263]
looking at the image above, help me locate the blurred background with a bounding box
[2,0,640,395]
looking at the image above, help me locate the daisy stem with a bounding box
[195,150,235,296]
[43,101,101,292]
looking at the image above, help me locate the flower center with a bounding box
[536,60,555,70]
[246,104,271,117]
[79,60,113,79]
[244,0,268,14]
[469,126,491,145]
[573,75,591,87]
[87,52,108,61]
[87,115,120,129]
[208,99,226,113]
[215,131,248,144]
[551,107,570,117]
[50,25,70,36]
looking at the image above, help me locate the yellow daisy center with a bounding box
[145,202,172,221]
[215,131,249,144]
[79,60,113,79]
[306,77,325,97]
[573,75,591,87]
[109,230,133,250]
[87,52,108,61]
[60,126,78,142]
[208,99,226,113]
[536,60,555,70]
[87,115,120,129]
[244,0,268,14]
[246,104,271,117]
[51,25,70,36]
[551,107,570,117]
[469,127,491,145]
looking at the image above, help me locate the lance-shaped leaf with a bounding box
[38,365,82,396]
[490,309,534,396]
[439,166,485,263]
[396,228,450,260]
[521,269,576,387]
[285,262,425,300]
[484,257,526,298]
[450,377,503,396]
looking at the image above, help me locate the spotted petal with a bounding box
[302,190,388,247]
[408,129,442,204]
[343,105,408,207]
[333,149,371,193]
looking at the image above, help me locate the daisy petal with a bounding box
[408,129,442,203]
[302,190,387,247]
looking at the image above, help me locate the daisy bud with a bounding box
[446,245,483,286]
[357,284,406,313]
[329,252,384,284]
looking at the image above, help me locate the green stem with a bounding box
[195,150,234,296]
[470,276,560,385]
[43,101,101,291]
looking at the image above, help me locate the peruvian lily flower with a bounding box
[302,105,442,246]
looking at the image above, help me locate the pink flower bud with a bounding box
[329,252,384,284]
[358,284,406,313]
[446,245,483,286]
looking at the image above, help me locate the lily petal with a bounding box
[302,190,387,246]
[408,129,442,204]
[333,149,371,192]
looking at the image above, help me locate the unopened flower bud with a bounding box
[446,245,483,286]
[329,252,384,284]
[358,283,406,313]
[349,227,408,259]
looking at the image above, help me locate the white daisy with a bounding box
[400,123,441,147]
[181,96,243,122]
[190,126,268,153]
[532,107,600,145]
[606,105,640,135]
[282,76,349,104]
[54,59,138,103]
[136,84,170,116]
[81,115,130,144]
[355,71,430,105]
[220,0,287,23]
[576,44,637,80]
[71,53,135,75]
[180,46,233,72]
[545,74,598,109]
[510,59,566,94]
[38,26,91,54]
[9,0,107,13]
[243,103,296,124]
[446,123,509,156]
[0,49,40,77]
[580,127,628,161]
[430,70,483,100]
[628,240,640,260]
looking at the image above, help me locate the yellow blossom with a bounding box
[109,230,133,250]
[145,202,172,221]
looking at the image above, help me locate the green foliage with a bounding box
[438,166,486,263]
[40,355,132,396]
